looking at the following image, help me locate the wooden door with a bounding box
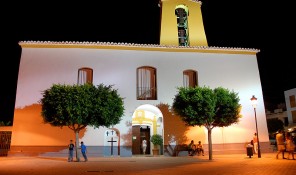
[132,125,141,154]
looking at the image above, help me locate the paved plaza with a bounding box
[0,153,295,175]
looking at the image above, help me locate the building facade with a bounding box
[10,0,270,157]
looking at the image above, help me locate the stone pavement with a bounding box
[0,153,295,175]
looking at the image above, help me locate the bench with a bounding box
[175,144,190,156]
[165,144,201,156]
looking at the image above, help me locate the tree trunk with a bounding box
[207,128,213,160]
[75,131,80,162]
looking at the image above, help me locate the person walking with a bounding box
[275,130,286,159]
[142,139,147,155]
[80,141,88,162]
[68,140,75,162]
[285,133,295,160]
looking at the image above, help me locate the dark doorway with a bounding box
[132,125,150,155]
[140,126,150,154]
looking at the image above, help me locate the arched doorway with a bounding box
[131,104,163,155]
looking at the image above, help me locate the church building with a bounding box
[10,0,270,157]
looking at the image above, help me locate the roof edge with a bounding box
[18,40,260,54]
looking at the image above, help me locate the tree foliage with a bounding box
[40,83,124,161]
[150,134,163,146]
[40,83,124,129]
[267,118,284,134]
[172,86,242,160]
[0,121,11,126]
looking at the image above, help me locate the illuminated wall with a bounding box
[160,0,208,46]
[11,43,269,156]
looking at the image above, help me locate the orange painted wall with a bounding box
[11,104,86,146]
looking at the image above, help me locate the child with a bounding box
[286,133,295,160]
[68,140,75,162]
[80,141,88,162]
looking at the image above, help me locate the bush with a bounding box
[150,134,163,146]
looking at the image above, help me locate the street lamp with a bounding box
[250,95,261,158]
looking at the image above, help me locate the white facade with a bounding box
[10,42,270,156]
[10,0,270,156]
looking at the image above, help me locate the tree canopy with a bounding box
[40,83,124,161]
[172,86,242,160]
[267,118,284,134]
[0,121,11,126]
[40,83,124,130]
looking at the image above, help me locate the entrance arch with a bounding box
[131,104,164,155]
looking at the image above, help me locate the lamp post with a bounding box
[250,95,261,158]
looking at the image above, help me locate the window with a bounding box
[78,67,93,85]
[289,95,296,108]
[183,70,197,88]
[175,6,189,46]
[137,66,157,100]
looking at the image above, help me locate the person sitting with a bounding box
[188,140,196,156]
[196,141,204,156]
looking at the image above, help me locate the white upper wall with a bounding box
[14,44,269,145]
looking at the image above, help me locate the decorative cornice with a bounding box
[19,41,260,55]
[191,0,202,5]
[161,0,202,5]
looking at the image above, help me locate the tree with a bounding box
[0,121,11,126]
[40,83,124,161]
[267,118,284,135]
[172,86,242,160]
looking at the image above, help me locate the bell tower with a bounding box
[159,0,208,47]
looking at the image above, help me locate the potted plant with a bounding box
[150,134,163,156]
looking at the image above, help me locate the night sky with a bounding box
[1,0,295,124]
